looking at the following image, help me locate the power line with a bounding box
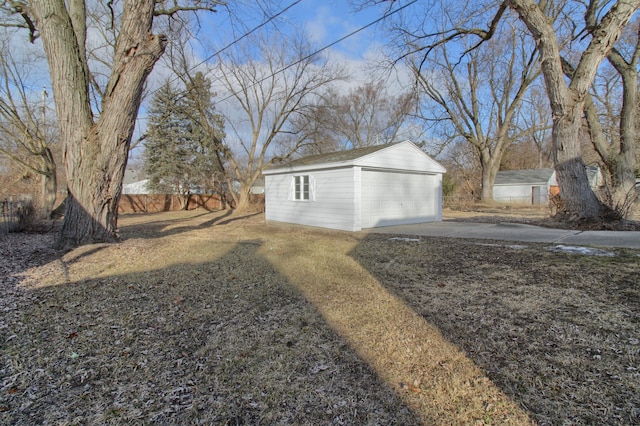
[190,0,304,74]
[217,0,418,104]
[156,0,304,98]
[138,0,418,120]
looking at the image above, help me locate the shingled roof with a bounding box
[494,168,556,185]
[267,143,394,169]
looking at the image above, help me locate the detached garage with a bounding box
[493,168,558,205]
[263,141,446,231]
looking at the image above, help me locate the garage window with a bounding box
[293,175,310,201]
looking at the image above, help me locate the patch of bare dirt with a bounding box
[1,210,639,425]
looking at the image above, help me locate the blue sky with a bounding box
[292,1,392,58]
[126,1,419,161]
[200,0,400,63]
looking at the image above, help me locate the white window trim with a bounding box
[292,175,312,201]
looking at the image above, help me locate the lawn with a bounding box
[1,210,639,425]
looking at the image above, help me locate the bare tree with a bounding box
[395,0,639,220]
[308,79,416,150]
[0,38,58,217]
[505,0,639,220]
[213,31,344,211]
[409,21,540,201]
[579,17,639,212]
[0,0,222,247]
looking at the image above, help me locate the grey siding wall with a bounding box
[265,167,358,231]
[493,184,551,204]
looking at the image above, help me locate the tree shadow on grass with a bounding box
[1,238,419,425]
[118,210,262,240]
[348,233,640,425]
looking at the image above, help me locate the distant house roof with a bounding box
[494,168,556,186]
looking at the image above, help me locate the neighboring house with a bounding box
[263,140,446,232]
[493,168,558,205]
[493,166,605,205]
[122,178,151,194]
[585,166,604,188]
[122,168,151,194]
[250,177,265,195]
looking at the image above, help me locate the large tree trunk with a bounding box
[507,0,639,220]
[614,60,638,199]
[31,0,166,247]
[478,149,500,202]
[553,104,605,218]
[234,185,252,212]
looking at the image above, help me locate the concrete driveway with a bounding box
[367,221,640,249]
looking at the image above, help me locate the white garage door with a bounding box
[361,170,436,228]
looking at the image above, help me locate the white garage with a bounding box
[263,141,446,231]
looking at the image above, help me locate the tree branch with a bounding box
[1,0,38,41]
[154,1,224,17]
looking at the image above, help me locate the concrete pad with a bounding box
[366,221,640,249]
[560,230,640,249]
[369,221,494,238]
[458,222,580,244]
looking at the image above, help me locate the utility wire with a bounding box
[187,0,304,77]
[136,0,305,118]
[216,0,418,104]
[141,0,418,118]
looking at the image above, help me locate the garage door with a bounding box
[361,170,436,228]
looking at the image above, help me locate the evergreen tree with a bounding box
[183,72,226,194]
[144,76,225,209]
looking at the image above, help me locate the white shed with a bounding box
[263,141,446,231]
[493,168,558,205]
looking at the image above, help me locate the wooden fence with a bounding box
[118,194,223,213]
[1,198,33,234]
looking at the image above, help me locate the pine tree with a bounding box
[144,76,225,209]
[183,72,226,194]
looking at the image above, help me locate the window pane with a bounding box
[294,176,301,200]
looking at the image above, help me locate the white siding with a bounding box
[493,184,551,204]
[361,170,440,228]
[264,141,445,231]
[355,143,445,173]
[265,168,359,231]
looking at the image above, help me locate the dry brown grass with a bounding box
[1,209,639,425]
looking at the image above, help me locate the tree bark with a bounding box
[553,103,606,218]
[479,147,500,202]
[235,189,251,213]
[31,0,166,247]
[609,50,638,198]
[42,164,57,218]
